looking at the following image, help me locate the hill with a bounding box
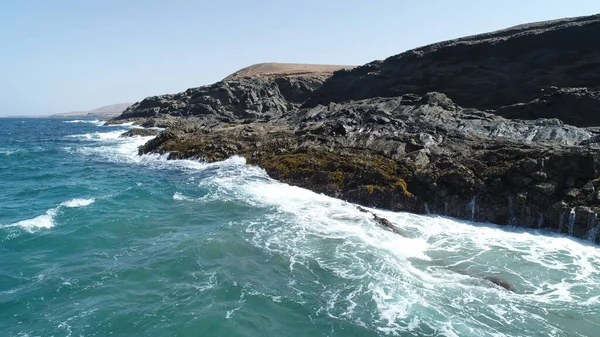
[224,63,355,80]
[51,103,132,118]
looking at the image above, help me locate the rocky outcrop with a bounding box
[117,63,355,122]
[482,276,514,291]
[117,76,327,121]
[119,128,159,137]
[304,15,600,127]
[129,92,600,243]
[357,206,406,236]
[114,15,600,244]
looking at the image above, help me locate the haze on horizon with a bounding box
[1,0,599,116]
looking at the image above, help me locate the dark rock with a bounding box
[119,128,159,138]
[531,171,548,182]
[483,276,514,291]
[117,75,329,122]
[137,130,176,155]
[355,206,406,236]
[372,214,404,236]
[495,88,600,126]
[534,182,557,196]
[304,15,600,127]
[565,188,581,200]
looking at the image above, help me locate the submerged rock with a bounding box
[356,206,406,236]
[483,276,514,291]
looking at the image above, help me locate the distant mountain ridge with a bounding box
[51,103,132,118]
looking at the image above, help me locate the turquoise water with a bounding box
[1,118,599,337]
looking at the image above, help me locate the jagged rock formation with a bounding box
[124,93,600,242]
[119,128,159,138]
[114,15,600,243]
[118,64,355,121]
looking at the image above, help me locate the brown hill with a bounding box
[224,62,355,81]
[51,103,132,118]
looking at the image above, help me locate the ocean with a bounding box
[1,118,599,337]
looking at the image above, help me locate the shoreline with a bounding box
[107,14,600,244]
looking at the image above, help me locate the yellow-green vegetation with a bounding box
[328,171,345,188]
[393,179,412,197]
[366,185,378,194]
[257,150,413,196]
[162,138,209,154]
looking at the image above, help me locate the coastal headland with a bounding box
[109,15,600,243]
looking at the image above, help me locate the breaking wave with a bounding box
[1,198,95,232]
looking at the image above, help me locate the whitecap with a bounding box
[63,119,100,124]
[1,198,95,233]
[67,130,125,140]
[173,192,192,201]
[1,207,58,232]
[61,198,95,208]
[0,150,15,156]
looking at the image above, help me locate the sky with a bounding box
[1,0,599,116]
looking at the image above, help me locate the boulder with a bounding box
[119,128,159,138]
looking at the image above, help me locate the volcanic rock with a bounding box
[113,15,600,244]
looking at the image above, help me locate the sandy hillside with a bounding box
[224,63,355,80]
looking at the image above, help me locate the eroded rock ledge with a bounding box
[111,15,600,243]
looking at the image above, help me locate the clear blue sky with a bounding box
[1,0,599,116]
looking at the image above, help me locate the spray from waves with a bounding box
[63,120,101,124]
[63,119,133,127]
[71,128,212,172]
[180,158,600,335]
[0,198,95,233]
[67,130,126,140]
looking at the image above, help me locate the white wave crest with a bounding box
[64,119,100,124]
[4,208,58,232]
[173,192,193,201]
[1,198,95,233]
[0,150,16,156]
[67,130,125,140]
[61,198,95,208]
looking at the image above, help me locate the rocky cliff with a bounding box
[305,15,600,127]
[114,15,600,243]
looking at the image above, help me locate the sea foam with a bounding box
[64,122,600,336]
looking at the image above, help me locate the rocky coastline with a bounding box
[110,15,600,243]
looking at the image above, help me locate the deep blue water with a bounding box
[1,118,599,337]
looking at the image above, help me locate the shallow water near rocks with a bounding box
[1,118,599,336]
